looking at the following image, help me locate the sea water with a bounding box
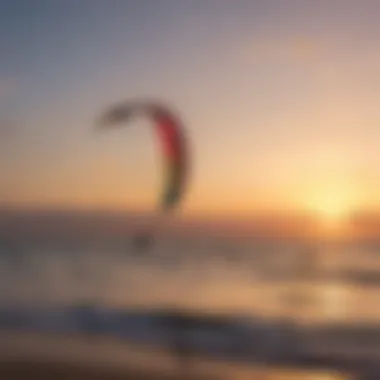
[0,235,379,379]
[0,235,379,323]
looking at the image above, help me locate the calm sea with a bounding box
[0,235,379,324]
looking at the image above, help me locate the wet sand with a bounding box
[0,360,189,380]
[0,359,352,380]
[0,330,353,380]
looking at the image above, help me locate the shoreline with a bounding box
[0,329,351,380]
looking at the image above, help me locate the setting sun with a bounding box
[313,197,350,225]
[300,185,357,237]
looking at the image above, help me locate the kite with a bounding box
[97,100,189,250]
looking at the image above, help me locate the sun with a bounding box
[304,189,354,234]
[314,198,349,224]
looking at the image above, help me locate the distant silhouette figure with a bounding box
[159,312,195,374]
[171,327,192,373]
[161,311,236,375]
[132,233,153,253]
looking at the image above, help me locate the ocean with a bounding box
[0,235,379,320]
[0,234,379,379]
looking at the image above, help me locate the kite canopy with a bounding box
[97,101,188,213]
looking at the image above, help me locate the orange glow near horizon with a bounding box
[308,193,351,226]
[291,180,364,238]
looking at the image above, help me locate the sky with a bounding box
[2,0,380,226]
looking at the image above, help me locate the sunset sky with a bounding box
[2,1,380,229]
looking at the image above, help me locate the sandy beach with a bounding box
[0,329,352,380]
[0,360,189,380]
